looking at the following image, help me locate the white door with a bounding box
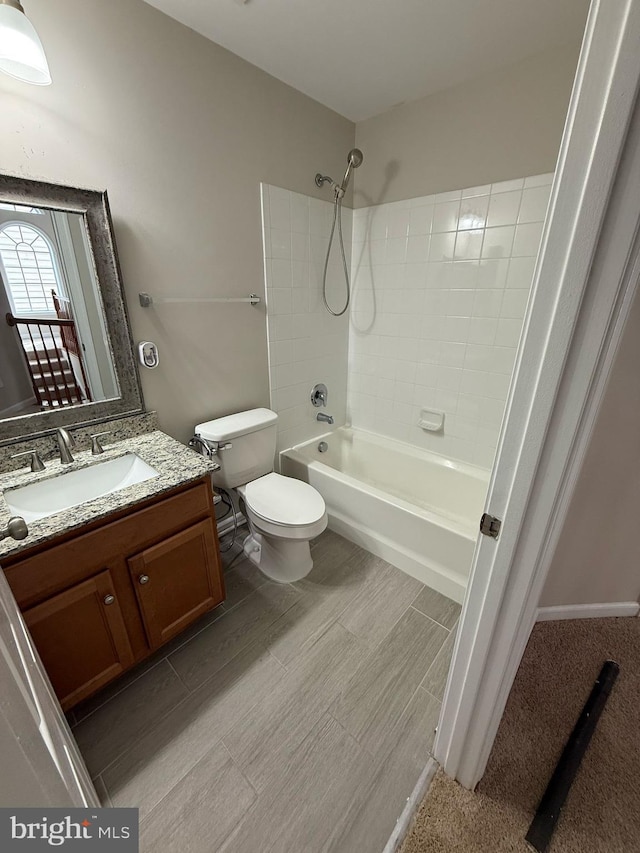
[435,0,640,789]
[0,562,98,807]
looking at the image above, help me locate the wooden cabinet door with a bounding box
[23,570,134,711]
[128,518,224,650]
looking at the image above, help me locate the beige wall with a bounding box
[540,288,640,607]
[2,0,354,441]
[353,43,581,207]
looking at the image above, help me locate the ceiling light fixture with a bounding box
[0,0,51,85]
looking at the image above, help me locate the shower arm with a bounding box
[315,173,345,198]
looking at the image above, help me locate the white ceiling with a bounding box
[143,0,590,122]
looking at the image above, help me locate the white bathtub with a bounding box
[280,427,490,603]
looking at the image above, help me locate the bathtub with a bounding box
[280,427,490,603]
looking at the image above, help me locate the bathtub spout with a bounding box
[317,412,334,424]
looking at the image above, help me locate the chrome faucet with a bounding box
[55,428,75,464]
[316,412,334,425]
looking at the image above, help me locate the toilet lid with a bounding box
[243,473,325,527]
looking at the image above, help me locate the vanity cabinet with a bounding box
[128,519,223,649]
[3,476,224,710]
[23,571,135,710]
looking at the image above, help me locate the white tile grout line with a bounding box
[419,629,455,693]
[382,756,439,853]
[409,603,456,633]
[165,656,189,692]
[419,685,443,706]
[72,656,170,727]
[409,587,461,631]
[218,739,261,799]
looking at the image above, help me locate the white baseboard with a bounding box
[382,757,438,853]
[536,601,640,621]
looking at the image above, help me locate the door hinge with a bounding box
[480,513,502,539]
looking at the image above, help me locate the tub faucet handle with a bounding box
[311,383,328,408]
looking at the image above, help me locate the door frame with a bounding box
[1,0,640,811]
[435,0,640,789]
[50,211,106,400]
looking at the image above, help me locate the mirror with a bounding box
[0,175,143,444]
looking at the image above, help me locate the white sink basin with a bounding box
[3,453,159,523]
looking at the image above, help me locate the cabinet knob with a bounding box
[138,574,150,585]
[103,594,115,606]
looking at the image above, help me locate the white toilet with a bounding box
[194,408,327,583]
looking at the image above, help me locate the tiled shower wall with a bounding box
[261,184,351,454]
[348,173,552,468]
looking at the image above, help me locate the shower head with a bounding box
[315,148,364,197]
[348,148,364,168]
[341,148,364,191]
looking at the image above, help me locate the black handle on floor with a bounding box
[525,659,619,853]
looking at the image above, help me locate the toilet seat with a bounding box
[238,473,327,540]
[239,472,326,525]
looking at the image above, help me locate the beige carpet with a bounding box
[400,617,640,853]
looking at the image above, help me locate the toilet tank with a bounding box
[195,408,278,489]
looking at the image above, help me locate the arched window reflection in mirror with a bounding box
[0,212,92,412]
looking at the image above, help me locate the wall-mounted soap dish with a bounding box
[418,408,444,432]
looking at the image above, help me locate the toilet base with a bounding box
[243,531,314,583]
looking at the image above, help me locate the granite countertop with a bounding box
[0,430,218,560]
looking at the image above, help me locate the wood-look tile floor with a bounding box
[72,530,460,853]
